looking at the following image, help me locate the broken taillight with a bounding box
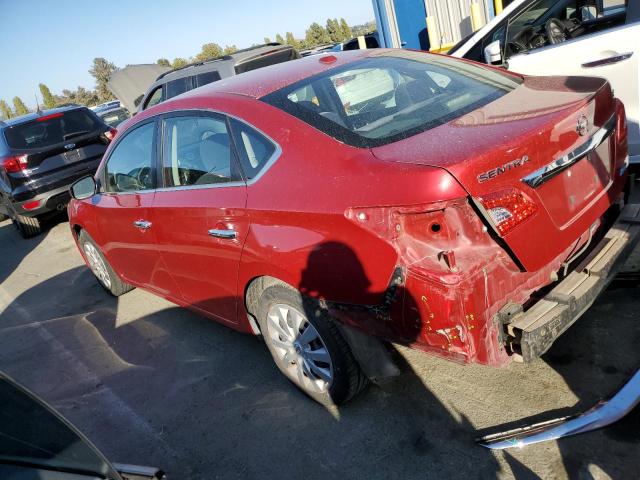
[104,128,117,141]
[477,189,538,236]
[1,154,29,173]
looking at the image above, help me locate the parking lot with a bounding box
[0,209,638,479]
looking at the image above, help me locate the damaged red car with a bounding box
[68,49,639,405]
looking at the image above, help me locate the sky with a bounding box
[0,0,373,108]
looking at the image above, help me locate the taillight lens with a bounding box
[22,200,41,210]
[1,154,29,173]
[104,128,117,141]
[477,189,538,236]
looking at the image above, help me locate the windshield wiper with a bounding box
[63,131,90,141]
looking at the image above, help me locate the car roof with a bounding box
[177,49,373,100]
[0,105,87,128]
[156,43,296,83]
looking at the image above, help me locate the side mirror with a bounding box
[484,40,503,66]
[70,175,97,200]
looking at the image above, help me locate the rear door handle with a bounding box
[208,229,237,239]
[133,219,152,230]
[582,52,633,68]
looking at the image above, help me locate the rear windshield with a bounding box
[262,52,522,147]
[4,109,104,150]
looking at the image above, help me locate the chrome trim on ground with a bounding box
[477,369,640,449]
[522,114,616,188]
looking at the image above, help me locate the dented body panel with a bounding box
[68,49,632,370]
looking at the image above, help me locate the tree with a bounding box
[326,18,342,42]
[38,83,56,109]
[196,42,223,61]
[222,45,238,55]
[0,100,12,119]
[305,22,331,47]
[157,58,171,67]
[172,57,188,69]
[285,32,298,49]
[13,97,28,116]
[263,37,271,44]
[89,58,118,102]
[339,18,352,40]
[275,33,285,44]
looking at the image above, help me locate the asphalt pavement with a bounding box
[0,211,638,479]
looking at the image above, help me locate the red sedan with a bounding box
[68,49,638,405]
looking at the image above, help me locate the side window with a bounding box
[162,115,239,187]
[104,122,155,193]
[144,87,163,110]
[230,119,276,180]
[195,71,221,88]
[165,77,190,100]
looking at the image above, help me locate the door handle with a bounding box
[208,229,237,239]
[133,219,152,230]
[582,52,633,68]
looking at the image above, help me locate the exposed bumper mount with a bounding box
[497,204,640,362]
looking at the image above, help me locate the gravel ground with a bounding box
[0,206,638,479]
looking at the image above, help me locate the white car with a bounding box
[450,0,639,169]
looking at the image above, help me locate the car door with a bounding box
[506,2,639,163]
[93,120,163,289]
[150,111,249,324]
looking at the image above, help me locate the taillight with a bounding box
[22,200,41,210]
[477,189,538,236]
[1,154,28,173]
[104,128,117,141]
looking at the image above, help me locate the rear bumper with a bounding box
[499,204,640,362]
[477,369,640,449]
[11,184,72,217]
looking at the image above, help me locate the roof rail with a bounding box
[156,42,288,81]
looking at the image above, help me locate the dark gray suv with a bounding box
[0,106,114,237]
[138,43,299,111]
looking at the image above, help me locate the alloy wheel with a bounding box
[266,303,333,392]
[83,242,112,289]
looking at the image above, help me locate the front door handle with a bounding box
[133,219,152,230]
[582,52,633,68]
[208,229,237,239]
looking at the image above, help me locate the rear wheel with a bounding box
[78,230,134,296]
[257,284,368,405]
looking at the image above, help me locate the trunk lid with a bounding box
[372,75,619,271]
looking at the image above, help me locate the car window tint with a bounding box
[162,115,238,187]
[195,71,221,87]
[104,122,155,193]
[144,87,163,109]
[230,119,276,180]
[165,77,190,99]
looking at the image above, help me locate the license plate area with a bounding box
[536,138,613,228]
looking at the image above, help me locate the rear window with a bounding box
[262,52,522,148]
[4,109,104,150]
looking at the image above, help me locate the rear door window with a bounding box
[161,114,241,187]
[104,122,156,192]
[4,110,104,150]
[195,71,221,88]
[165,77,190,99]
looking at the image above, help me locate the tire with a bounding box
[11,212,42,238]
[78,230,134,297]
[257,284,369,405]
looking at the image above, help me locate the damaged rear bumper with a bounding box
[477,369,640,449]
[498,204,640,362]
